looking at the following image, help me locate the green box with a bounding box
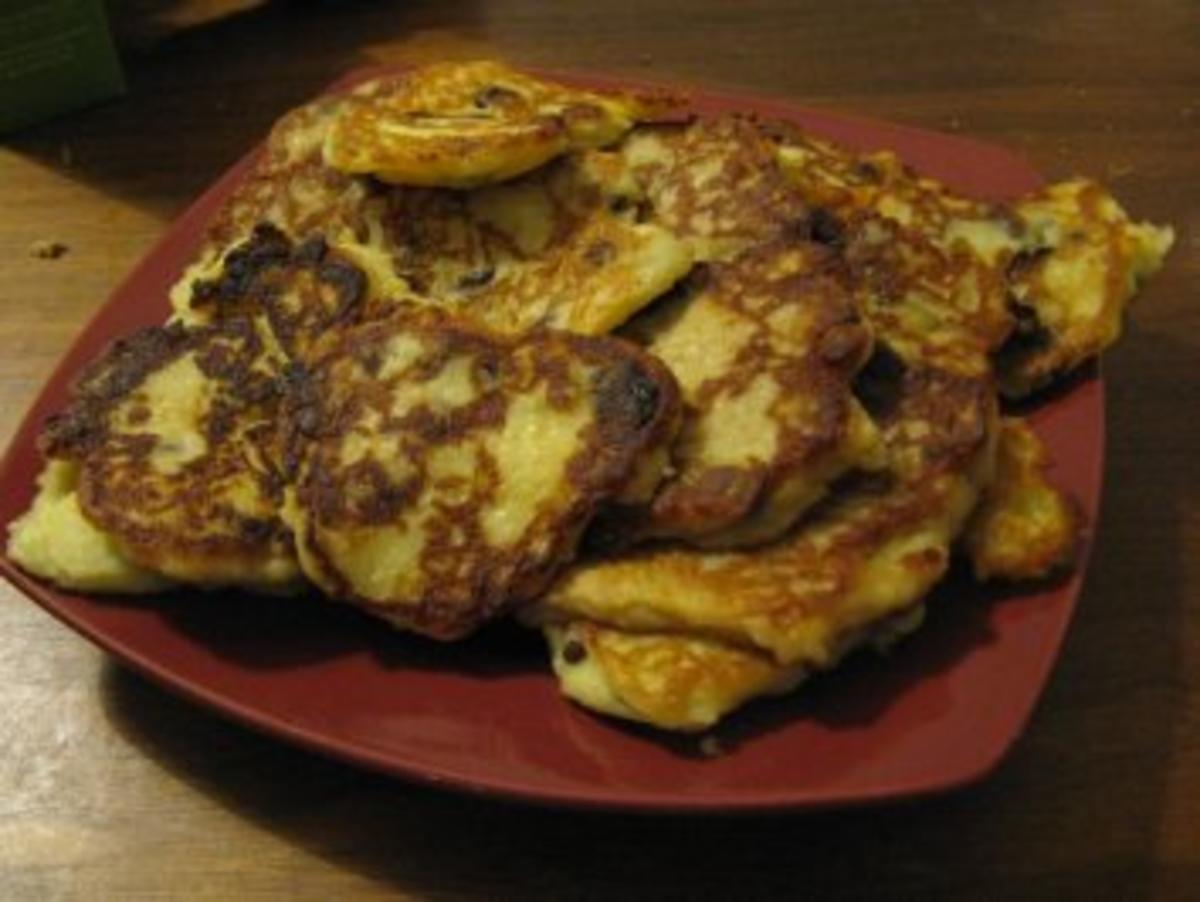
[0,0,125,134]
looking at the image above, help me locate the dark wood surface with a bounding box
[1,2,1197,898]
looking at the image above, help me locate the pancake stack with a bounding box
[8,61,1174,733]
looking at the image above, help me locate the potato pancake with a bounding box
[616,115,811,261]
[324,60,680,188]
[999,179,1174,397]
[36,320,300,591]
[964,418,1079,581]
[283,304,681,639]
[616,240,881,547]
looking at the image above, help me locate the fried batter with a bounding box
[379,153,693,335]
[171,95,392,321]
[7,460,170,594]
[617,116,811,261]
[774,127,1174,395]
[37,320,300,591]
[187,223,408,360]
[617,241,882,547]
[545,605,926,732]
[545,619,804,732]
[964,418,1079,581]
[324,60,680,188]
[283,304,681,639]
[998,179,1174,397]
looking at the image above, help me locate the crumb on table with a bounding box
[30,240,69,260]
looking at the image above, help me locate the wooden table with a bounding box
[2,1,1197,897]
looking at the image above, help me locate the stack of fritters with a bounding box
[9,62,1174,734]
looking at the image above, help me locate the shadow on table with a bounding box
[4,0,485,221]
[96,325,1196,899]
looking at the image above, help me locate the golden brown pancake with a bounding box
[175,102,693,341]
[7,460,171,594]
[283,303,681,639]
[614,240,882,547]
[998,179,1174,397]
[545,619,804,732]
[377,152,693,335]
[324,60,680,188]
[773,126,1174,395]
[616,115,811,261]
[546,605,927,732]
[964,418,1079,581]
[534,358,994,667]
[38,320,300,591]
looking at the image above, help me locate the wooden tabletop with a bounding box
[2,1,1197,897]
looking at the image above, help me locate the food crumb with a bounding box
[30,240,69,260]
[698,734,725,758]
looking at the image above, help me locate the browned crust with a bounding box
[624,115,811,254]
[625,241,872,538]
[41,319,293,569]
[191,223,374,360]
[286,303,682,639]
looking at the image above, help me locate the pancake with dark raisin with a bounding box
[377,152,692,335]
[31,320,300,591]
[999,179,1174,397]
[175,116,693,340]
[533,354,996,667]
[773,126,1174,394]
[282,303,681,639]
[613,240,882,548]
[529,211,1003,729]
[324,60,681,188]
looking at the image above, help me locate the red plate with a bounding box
[0,71,1102,812]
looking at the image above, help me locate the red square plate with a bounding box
[0,70,1102,812]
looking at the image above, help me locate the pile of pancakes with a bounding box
[9,62,1174,732]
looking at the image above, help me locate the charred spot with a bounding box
[457,267,495,291]
[318,260,368,312]
[634,199,655,224]
[192,223,292,307]
[295,235,329,265]
[126,405,151,426]
[206,402,237,443]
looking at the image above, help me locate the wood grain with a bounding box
[1,1,1197,898]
